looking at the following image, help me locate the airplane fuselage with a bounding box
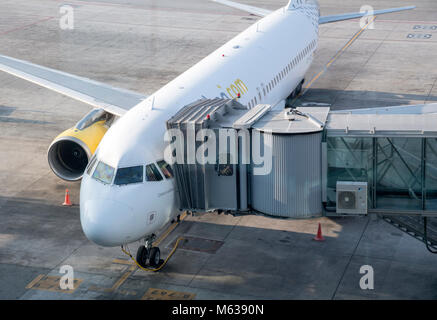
[80,4,320,246]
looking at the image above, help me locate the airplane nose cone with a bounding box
[80,199,135,247]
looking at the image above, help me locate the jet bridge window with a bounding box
[92,161,115,184]
[114,165,144,185]
[146,163,163,181]
[157,160,174,179]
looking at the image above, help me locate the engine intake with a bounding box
[48,137,91,181]
[47,108,113,181]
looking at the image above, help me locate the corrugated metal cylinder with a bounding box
[251,131,322,218]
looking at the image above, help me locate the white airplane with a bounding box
[0,0,415,267]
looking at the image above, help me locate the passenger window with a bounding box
[157,160,174,179]
[86,154,98,175]
[92,161,115,184]
[114,166,143,185]
[145,163,163,181]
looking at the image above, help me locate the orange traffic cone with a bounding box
[313,223,325,241]
[62,189,72,206]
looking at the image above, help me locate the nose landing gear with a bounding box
[136,234,163,268]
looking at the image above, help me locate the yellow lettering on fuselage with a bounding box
[224,79,248,99]
[234,79,248,94]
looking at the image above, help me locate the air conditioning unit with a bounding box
[336,181,367,215]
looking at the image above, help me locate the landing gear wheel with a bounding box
[136,246,149,268]
[149,247,161,267]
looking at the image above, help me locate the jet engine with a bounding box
[48,108,115,181]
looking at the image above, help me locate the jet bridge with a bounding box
[166,98,329,218]
[166,100,437,251]
[324,104,437,252]
[324,104,437,215]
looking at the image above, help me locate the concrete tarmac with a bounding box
[0,0,437,300]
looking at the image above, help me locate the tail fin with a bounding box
[287,0,306,10]
[287,0,300,10]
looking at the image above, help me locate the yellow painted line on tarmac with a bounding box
[91,212,189,295]
[25,274,44,289]
[291,15,377,105]
[25,275,83,294]
[154,211,188,247]
[88,265,136,294]
[111,211,188,266]
[112,258,134,265]
[141,288,196,300]
[111,265,136,291]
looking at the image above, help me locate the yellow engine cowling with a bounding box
[48,109,113,181]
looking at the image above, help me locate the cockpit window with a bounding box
[75,108,110,130]
[145,163,163,181]
[156,160,173,179]
[92,161,115,184]
[86,154,98,176]
[114,166,144,185]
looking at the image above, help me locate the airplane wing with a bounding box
[319,6,416,24]
[212,0,271,17]
[0,54,147,116]
[211,0,415,24]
